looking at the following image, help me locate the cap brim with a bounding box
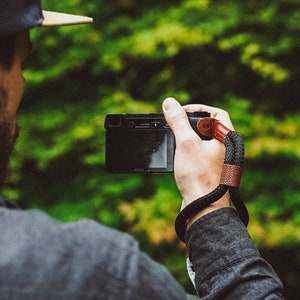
[41,10,93,26]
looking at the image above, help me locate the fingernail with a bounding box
[163,97,178,111]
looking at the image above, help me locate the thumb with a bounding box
[163,97,196,142]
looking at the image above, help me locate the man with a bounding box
[0,0,284,299]
[0,1,93,193]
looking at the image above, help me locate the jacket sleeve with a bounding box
[185,207,285,299]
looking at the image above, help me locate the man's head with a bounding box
[0,0,92,189]
[0,0,93,36]
[0,31,31,188]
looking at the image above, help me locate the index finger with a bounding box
[183,104,235,131]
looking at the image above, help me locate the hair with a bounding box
[0,34,17,70]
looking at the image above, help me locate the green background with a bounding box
[4,0,300,298]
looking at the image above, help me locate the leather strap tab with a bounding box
[220,164,242,188]
[197,117,232,143]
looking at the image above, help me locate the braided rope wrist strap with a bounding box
[175,118,249,243]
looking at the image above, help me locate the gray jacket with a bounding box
[0,202,284,299]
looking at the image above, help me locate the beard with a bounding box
[0,121,19,190]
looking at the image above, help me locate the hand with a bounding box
[162,98,234,222]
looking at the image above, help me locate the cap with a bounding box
[41,10,93,27]
[0,0,93,36]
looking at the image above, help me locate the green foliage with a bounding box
[3,0,300,297]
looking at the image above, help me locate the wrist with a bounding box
[185,194,230,229]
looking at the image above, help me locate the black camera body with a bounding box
[104,112,210,173]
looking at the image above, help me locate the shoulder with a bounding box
[0,207,140,298]
[0,206,137,250]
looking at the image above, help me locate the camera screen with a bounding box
[105,130,174,173]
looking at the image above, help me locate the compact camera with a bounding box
[104,112,210,173]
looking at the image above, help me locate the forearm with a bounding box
[185,208,284,299]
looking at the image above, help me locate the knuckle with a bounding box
[168,112,187,126]
[176,133,199,152]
